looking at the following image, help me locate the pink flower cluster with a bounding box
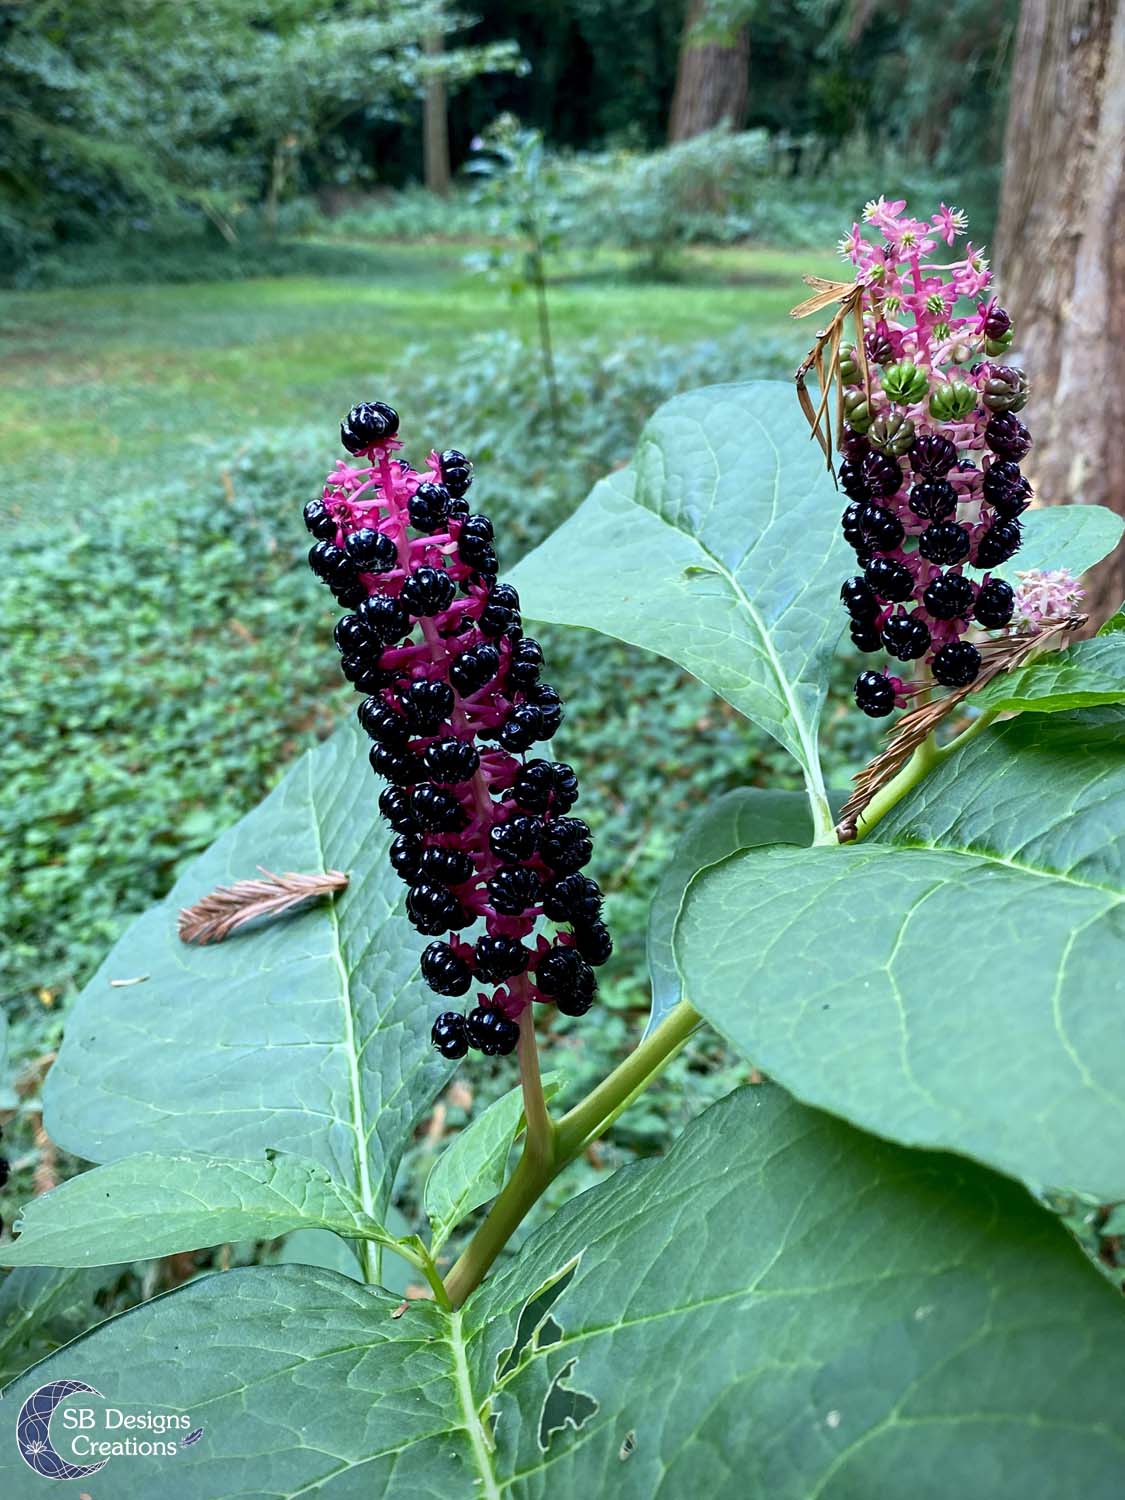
[835,199,1037,717]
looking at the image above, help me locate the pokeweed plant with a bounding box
[1,199,1125,1497]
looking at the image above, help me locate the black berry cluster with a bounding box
[304,402,611,1061]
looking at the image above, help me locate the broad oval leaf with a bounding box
[509,381,848,809]
[973,628,1125,715]
[425,1072,566,1253]
[676,706,1125,1198]
[42,722,448,1264]
[0,1151,396,1269]
[647,788,820,1030]
[1001,503,1124,581]
[0,1266,122,1389]
[4,1087,1125,1498]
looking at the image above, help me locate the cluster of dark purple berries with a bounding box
[836,302,1030,717]
[304,401,611,1061]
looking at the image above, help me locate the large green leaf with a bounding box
[647,788,819,1029]
[425,1073,566,1253]
[973,629,1125,714]
[0,1266,122,1388]
[676,705,1125,1198]
[509,381,849,807]
[0,1151,399,1269]
[1001,503,1124,581]
[4,1087,1125,1498]
[42,722,448,1264]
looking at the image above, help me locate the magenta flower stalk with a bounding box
[302,401,611,1060]
[835,199,1034,717]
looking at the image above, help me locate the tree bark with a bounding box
[996,0,1125,624]
[423,31,450,196]
[667,0,749,142]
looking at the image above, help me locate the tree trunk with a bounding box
[996,0,1125,625]
[423,31,451,196]
[667,0,749,142]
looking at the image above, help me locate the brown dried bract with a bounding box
[791,278,867,471]
[177,868,348,944]
[836,615,1087,841]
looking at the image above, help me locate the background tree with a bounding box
[667,0,750,141]
[996,0,1125,623]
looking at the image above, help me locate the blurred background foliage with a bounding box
[1,0,1047,1320]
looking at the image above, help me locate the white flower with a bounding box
[1012,568,1085,629]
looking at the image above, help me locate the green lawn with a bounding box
[0,240,838,492]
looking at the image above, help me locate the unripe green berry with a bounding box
[881,361,929,405]
[843,390,872,433]
[868,411,916,457]
[929,380,977,422]
[982,367,1029,413]
[838,345,860,383]
[984,329,1014,357]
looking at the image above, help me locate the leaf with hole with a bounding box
[4,1087,1125,1498]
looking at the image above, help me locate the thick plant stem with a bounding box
[516,995,554,1170]
[442,999,702,1308]
[851,711,999,842]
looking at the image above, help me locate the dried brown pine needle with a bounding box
[836,616,1086,841]
[791,278,866,471]
[178,868,348,945]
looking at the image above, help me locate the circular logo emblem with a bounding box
[16,1380,110,1482]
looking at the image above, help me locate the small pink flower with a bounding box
[862,196,907,233]
[1012,570,1085,630]
[931,204,968,245]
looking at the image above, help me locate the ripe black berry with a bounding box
[841,502,870,559]
[419,846,475,885]
[865,556,914,603]
[918,521,971,564]
[543,873,603,925]
[440,449,474,498]
[849,619,882,652]
[408,482,449,533]
[407,882,466,935]
[512,759,578,813]
[357,595,411,644]
[458,517,497,571]
[308,539,353,583]
[431,1010,469,1058]
[303,499,338,540]
[573,919,612,966]
[466,1006,518,1056]
[400,679,454,734]
[422,946,473,998]
[423,737,480,783]
[401,566,456,617]
[479,583,522,639]
[922,573,974,621]
[509,637,544,688]
[389,833,423,882]
[861,451,903,498]
[474,935,529,983]
[358,697,408,744]
[984,411,1032,460]
[860,504,905,552]
[931,640,981,687]
[881,612,931,661]
[975,520,1022,568]
[341,654,392,692]
[487,866,542,915]
[982,461,1032,519]
[413,784,467,832]
[345,528,397,572]
[341,401,399,454]
[908,480,958,521]
[450,643,500,695]
[536,945,595,1003]
[854,670,897,717]
[529,683,563,737]
[909,433,957,478]
[379,785,419,834]
[539,818,593,875]
[839,462,870,502]
[557,988,595,1017]
[498,704,545,752]
[841,577,877,619]
[489,815,540,863]
[983,304,1011,341]
[369,743,422,785]
[974,577,1015,628]
[840,426,870,461]
[334,613,374,654]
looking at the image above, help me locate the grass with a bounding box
[0,240,838,489]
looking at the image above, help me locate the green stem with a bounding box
[442,999,702,1308]
[516,997,554,1169]
[852,711,998,843]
